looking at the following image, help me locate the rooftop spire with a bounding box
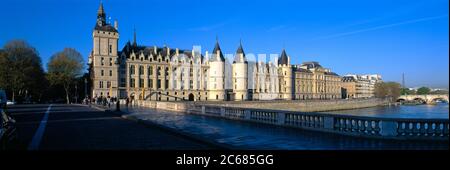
[133,27,137,47]
[97,1,105,17]
[234,40,246,63]
[236,39,245,55]
[212,37,225,62]
[278,48,289,65]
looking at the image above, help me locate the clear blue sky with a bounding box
[1,0,448,88]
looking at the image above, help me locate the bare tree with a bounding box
[375,81,401,101]
[47,48,84,104]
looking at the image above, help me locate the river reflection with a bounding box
[124,104,448,150]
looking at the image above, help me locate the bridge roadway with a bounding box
[4,104,219,150]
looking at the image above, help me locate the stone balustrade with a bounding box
[134,100,449,141]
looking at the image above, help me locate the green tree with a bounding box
[47,48,85,104]
[375,82,401,101]
[0,40,46,102]
[400,88,416,95]
[429,89,449,95]
[416,87,431,95]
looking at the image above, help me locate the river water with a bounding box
[323,103,449,119]
[123,103,448,150]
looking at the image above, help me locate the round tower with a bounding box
[278,49,293,100]
[207,40,226,101]
[232,41,248,101]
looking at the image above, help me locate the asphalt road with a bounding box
[4,104,217,150]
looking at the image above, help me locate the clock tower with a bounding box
[90,2,120,98]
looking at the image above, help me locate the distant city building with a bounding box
[293,62,342,100]
[341,74,382,98]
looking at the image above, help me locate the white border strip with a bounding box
[28,104,52,150]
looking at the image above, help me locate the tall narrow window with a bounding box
[130,78,135,88]
[157,79,161,89]
[148,66,153,76]
[148,79,153,88]
[130,65,135,75]
[139,66,144,75]
[109,44,112,54]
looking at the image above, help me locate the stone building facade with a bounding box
[89,3,120,98]
[88,3,344,101]
[341,76,357,99]
[293,62,342,100]
[341,74,382,98]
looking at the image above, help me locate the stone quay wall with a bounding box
[193,98,390,112]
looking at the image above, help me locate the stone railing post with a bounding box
[244,110,251,120]
[380,120,398,137]
[201,106,205,114]
[277,112,286,125]
[220,108,225,117]
[324,116,334,130]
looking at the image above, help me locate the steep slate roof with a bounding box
[342,76,356,82]
[301,61,322,69]
[210,41,225,62]
[294,67,312,73]
[94,24,118,32]
[325,72,340,76]
[278,49,289,65]
[119,41,202,61]
[233,42,247,64]
[236,42,245,55]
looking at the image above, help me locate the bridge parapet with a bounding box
[135,100,449,141]
[398,94,449,104]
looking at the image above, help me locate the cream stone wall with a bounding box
[91,30,119,98]
[207,54,225,101]
[232,62,248,101]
